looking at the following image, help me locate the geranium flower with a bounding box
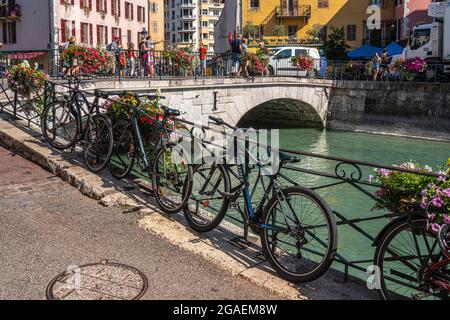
[444,214,450,225]
[431,223,441,233]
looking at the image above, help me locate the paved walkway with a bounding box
[0,146,281,300]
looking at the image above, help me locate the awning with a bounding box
[347,44,382,60]
[385,42,404,56]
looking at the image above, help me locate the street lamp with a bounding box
[139,27,148,40]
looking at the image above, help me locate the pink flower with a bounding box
[444,214,450,225]
[431,223,441,233]
[443,188,450,197]
[428,213,436,221]
[432,197,444,208]
[379,168,391,176]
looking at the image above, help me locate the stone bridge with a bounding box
[88,77,334,128]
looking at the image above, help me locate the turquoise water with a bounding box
[231,128,450,279]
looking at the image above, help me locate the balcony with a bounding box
[0,4,21,21]
[177,1,196,8]
[276,2,311,19]
[177,14,197,20]
[177,25,196,32]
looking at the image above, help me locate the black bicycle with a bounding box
[108,94,193,214]
[183,116,338,283]
[41,75,114,173]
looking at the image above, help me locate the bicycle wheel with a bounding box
[83,114,114,173]
[108,121,136,179]
[41,100,79,150]
[151,143,193,214]
[260,186,337,283]
[183,163,231,232]
[374,217,449,300]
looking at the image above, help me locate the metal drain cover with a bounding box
[46,260,148,300]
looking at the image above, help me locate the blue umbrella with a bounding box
[385,42,404,56]
[347,44,382,60]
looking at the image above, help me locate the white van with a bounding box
[268,46,321,76]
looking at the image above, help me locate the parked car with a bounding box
[268,46,321,76]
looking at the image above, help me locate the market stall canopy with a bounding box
[347,44,382,60]
[385,42,404,56]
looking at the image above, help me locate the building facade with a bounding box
[215,0,428,51]
[149,0,164,50]
[163,0,224,51]
[0,0,157,51]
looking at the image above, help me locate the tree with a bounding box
[272,24,286,37]
[243,23,259,40]
[306,24,325,44]
[323,26,350,61]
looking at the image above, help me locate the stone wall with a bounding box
[327,81,450,140]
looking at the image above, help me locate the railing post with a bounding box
[13,90,17,119]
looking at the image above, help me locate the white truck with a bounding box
[404,0,450,73]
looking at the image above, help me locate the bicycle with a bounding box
[41,75,114,173]
[107,94,193,214]
[183,116,338,283]
[373,206,450,300]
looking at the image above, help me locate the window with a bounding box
[318,0,328,8]
[80,22,93,45]
[112,27,121,41]
[2,21,16,44]
[153,21,158,33]
[97,25,107,46]
[127,29,131,44]
[81,0,92,10]
[288,25,297,37]
[294,49,308,56]
[276,49,292,59]
[151,2,158,13]
[346,25,356,41]
[96,0,107,12]
[111,0,120,16]
[124,2,133,19]
[249,0,259,9]
[60,19,76,43]
[137,5,145,22]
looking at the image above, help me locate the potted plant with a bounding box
[3,60,49,115]
[292,55,314,77]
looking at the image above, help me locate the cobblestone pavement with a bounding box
[0,146,281,300]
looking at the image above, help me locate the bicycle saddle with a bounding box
[162,106,180,117]
[94,89,110,99]
[279,151,301,164]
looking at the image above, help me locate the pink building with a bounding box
[394,0,434,41]
[0,0,149,50]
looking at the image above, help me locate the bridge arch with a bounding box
[237,98,324,129]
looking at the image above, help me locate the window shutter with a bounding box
[104,0,107,13]
[131,4,134,20]
[80,0,83,8]
[105,26,108,44]
[2,22,7,44]
[96,0,99,11]
[111,0,114,15]
[61,19,67,43]
[89,0,92,10]
[80,23,85,43]
[89,24,93,45]
[125,2,128,19]
[71,0,74,4]
[97,25,100,45]
[72,20,76,37]
[118,0,121,17]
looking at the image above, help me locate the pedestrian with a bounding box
[128,43,137,77]
[380,48,390,81]
[106,37,119,76]
[372,52,381,81]
[139,37,148,76]
[257,41,270,77]
[230,33,243,77]
[238,38,249,77]
[61,36,78,76]
[199,43,207,76]
[116,39,126,78]
[146,36,163,78]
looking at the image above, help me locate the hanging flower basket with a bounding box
[373,159,450,233]
[61,45,113,75]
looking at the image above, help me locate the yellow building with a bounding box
[149,0,165,50]
[242,0,396,48]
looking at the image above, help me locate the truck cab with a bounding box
[404,0,450,73]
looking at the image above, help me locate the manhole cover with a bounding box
[46,260,148,300]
